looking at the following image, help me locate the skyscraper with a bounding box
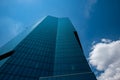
[0,16,96,80]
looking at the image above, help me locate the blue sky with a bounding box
[0,0,120,79]
[0,0,93,47]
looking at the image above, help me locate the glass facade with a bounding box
[0,16,96,80]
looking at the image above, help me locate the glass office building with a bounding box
[0,16,96,80]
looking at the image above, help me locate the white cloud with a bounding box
[98,61,120,80]
[92,41,96,45]
[89,39,120,80]
[101,38,112,43]
[85,0,97,18]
